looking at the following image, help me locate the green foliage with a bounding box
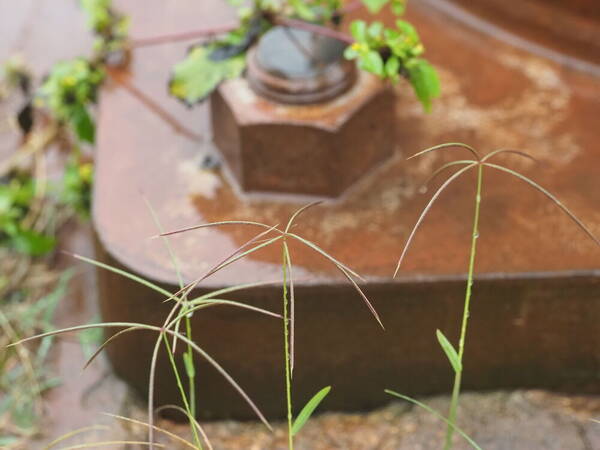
[289,0,342,21]
[361,0,406,14]
[436,329,462,373]
[169,45,246,105]
[0,175,56,256]
[61,157,94,219]
[80,0,129,56]
[0,272,71,446]
[292,386,331,436]
[345,19,440,111]
[80,0,113,33]
[169,0,438,111]
[37,59,104,143]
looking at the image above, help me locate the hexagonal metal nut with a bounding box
[210,71,395,198]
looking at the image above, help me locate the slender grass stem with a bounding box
[184,315,196,417]
[144,198,199,426]
[162,334,203,450]
[282,241,294,450]
[444,163,483,450]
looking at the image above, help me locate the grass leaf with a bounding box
[70,253,172,297]
[394,163,477,277]
[483,163,600,247]
[385,390,482,450]
[436,329,462,373]
[407,143,480,162]
[291,386,331,436]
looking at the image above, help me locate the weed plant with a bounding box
[10,201,384,448]
[386,143,599,450]
[8,143,600,449]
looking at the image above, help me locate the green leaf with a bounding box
[71,105,95,143]
[349,20,367,43]
[0,436,19,446]
[367,21,384,42]
[183,351,196,378]
[385,56,400,81]
[169,45,246,105]
[391,0,406,15]
[436,329,462,373]
[396,20,419,43]
[361,0,389,13]
[359,51,384,77]
[289,0,317,21]
[344,46,359,59]
[407,58,440,112]
[10,229,56,256]
[292,386,331,436]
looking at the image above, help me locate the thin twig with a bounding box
[129,23,239,48]
[108,71,203,142]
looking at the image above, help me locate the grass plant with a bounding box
[9,201,384,449]
[159,201,384,449]
[388,143,599,450]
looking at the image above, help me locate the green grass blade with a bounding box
[157,220,277,238]
[55,442,165,449]
[186,279,283,304]
[384,390,482,450]
[155,405,214,450]
[292,386,331,436]
[69,253,172,297]
[43,425,110,449]
[481,148,538,163]
[394,163,477,277]
[287,233,365,281]
[103,413,199,449]
[336,263,384,330]
[285,201,322,233]
[436,329,462,373]
[483,163,600,247]
[167,299,282,328]
[422,160,476,188]
[160,328,273,431]
[162,233,283,304]
[9,322,153,347]
[407,143,480,161]
[83,327,138,369]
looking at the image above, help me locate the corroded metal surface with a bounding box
[438,0,600,68]
[92,0,600,418]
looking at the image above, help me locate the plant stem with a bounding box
[184,315,196,417]
[162,334,203,450]
[444,163,483,450]
[282,242,294,450]
[129,23,240,48]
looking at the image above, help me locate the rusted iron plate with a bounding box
[433,0,600,68]
[93,0,600,418]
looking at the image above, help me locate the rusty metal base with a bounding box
[92,0,600,420]
[95,239,600,420]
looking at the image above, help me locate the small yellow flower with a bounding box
[351,42,368,53]
[78,163,93,182]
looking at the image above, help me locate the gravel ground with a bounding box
[145,390,600,450]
